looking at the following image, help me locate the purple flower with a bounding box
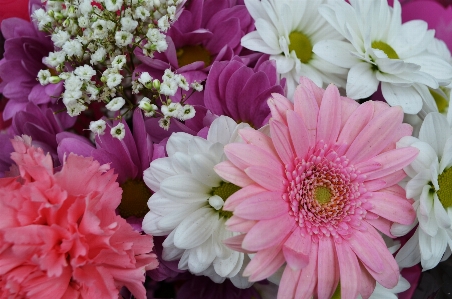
[204,56,285,128]
[0,17,62,120]
[57,109,165,222]
[135,0,255,105]
[0,134,13,178]
[10,102,75,166]
[147,236,186,282]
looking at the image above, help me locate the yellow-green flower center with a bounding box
[288,31,313,63]
[119,179,152,218]
[314,186,332,205]
[331,282,341,299]
[430,88,450,113]
[438,167,452,208]
[211,182,241,218]
[371,41,399,59]
[176,45,212,68]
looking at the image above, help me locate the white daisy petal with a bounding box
[395,228,421,268]
[346,62,379,99]
[440,137,452,173]
[174,208,219,249]
[434,193,451,230]
[419,112,451,158]
[381,83,423,114]
[160,174,211,202]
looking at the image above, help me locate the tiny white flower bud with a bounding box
[179,104,196,121]
[158,117,171,130]
[49,76,62,84]
[208,195,224,210]
[37,69,52,85]
[111,55,127,70]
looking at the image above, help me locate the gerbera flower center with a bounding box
[211,182,241,218]
[314,186,332,204]
[176,45,212,67]
[371,41,399,59]
[119,179,152,218]
[283,143,368,238]
[288,31,313,63]
[438,167,452,208]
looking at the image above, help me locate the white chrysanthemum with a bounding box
[241,0,347,97]
[142,116,252,288]
[313,0,452,114]
[393,111,452,270]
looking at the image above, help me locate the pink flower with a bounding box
[0,136,158,299]
[215,78,418,299]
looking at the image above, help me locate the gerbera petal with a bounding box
[282,227,311,270]
[268,93,293,126]
[277,266,301,299]
[294,241,318,299]
[367,191,415,225]
[214,161,254,188]
[270,119,295,166]
[286,110,311,160]
[293,82,320,145]
[234,191,287,220]
[223,184,267,211]
[244,165,286,191]
[346,105,404,164]
[316,84,342,145]
[244,244,286,282]
[238,128,278,157]
[335,241,360,299]
[223,143,281,171]
[347,229,384,274]
[242,214,294,251]
[317,237,339,299]
[225,216,257,233]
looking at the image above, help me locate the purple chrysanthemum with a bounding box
[204,56,285,128]
[0,17,62,119]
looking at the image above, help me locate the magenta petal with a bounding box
[242,214,294,251]
[282,228,311,270]
[234,191,287,220]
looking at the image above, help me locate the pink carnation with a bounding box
[215,78,418,299]
[0,136,158,299]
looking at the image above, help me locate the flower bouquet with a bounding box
[1,0,452,298]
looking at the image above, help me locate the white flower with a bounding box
[313,0,452,114]
[78,0,93,15]
[44,51,66,67]
[105,0,123,11]
[91,20,115,39]
[158,15,170,32]
[241,0,347,98]
[78,16,90,28]
[134,6,150,20]
[178,104,195,121]
[110,122,126,139]
[139,72,153,86]
[62,39,83,57]
[32,8,53,30]
[51,30,70,48]
[174,74,189,91]
[161,102,182,117]
[106,97,126,111]
[393,111,452,270]
[142,116,252,287]
[111,55,127,70]
[66,101,87,117]
[121,16,138,32]
[90,47,106,64]
[62,90,83,106]
[190,81,203,92]
[138,97,158,116]
[74,65,96,81]
[155,39,168,52]
[159,80,178,96]
[64,75,84,91]
[37,69,51,85]
[115,31,133,47]
[158,117,171,130]
[106,73,123,88]
[89,119,107,136]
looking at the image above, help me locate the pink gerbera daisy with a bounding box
[215,77,418,299]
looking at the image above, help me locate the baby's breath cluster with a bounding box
[33,0,200,139]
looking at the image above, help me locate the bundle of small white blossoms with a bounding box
[33,0,201,139]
